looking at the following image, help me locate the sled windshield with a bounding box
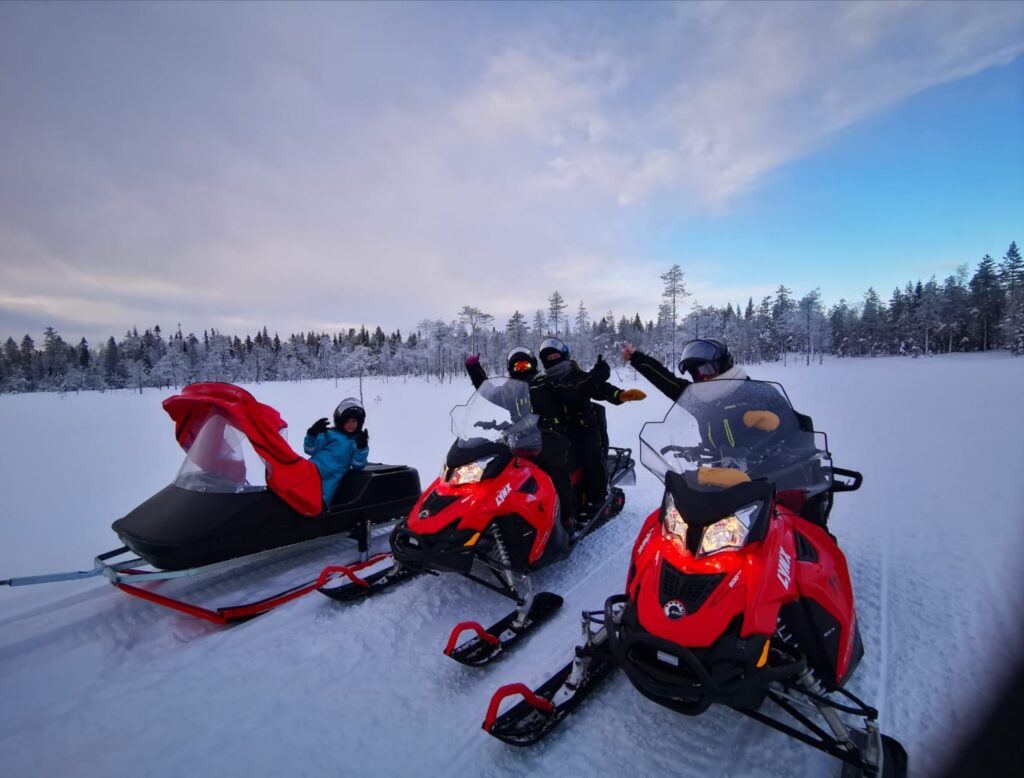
[451,377,542,452]
[162,382,323,516]
[174,409,271,493]
[639,379,831,494]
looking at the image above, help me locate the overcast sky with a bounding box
[1,1,1022,345]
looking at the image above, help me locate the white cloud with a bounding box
[0,1,1021,342]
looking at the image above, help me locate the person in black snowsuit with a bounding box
[465,348,578,526]
[538,337,646,515]
[623,338,827,522]
[622,338,796,446]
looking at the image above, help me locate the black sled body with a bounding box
[112,463,421,571]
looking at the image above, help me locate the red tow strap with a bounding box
[444,621,500,656]
[483,683,554,732]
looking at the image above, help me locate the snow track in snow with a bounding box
[875,504,891,731]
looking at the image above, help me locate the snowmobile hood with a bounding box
[162,382,322,516]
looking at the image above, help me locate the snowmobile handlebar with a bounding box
[474,420,512,432]
[828,466,863,492]
[659,444,754,466]
[659,444,710,461]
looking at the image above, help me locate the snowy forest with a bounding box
[1,241,1020,394]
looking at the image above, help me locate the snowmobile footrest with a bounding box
[446,592,563,666]
[570,487,626,547]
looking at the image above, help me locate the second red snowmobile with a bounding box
[318,377,635,665]
[482,379,907,777]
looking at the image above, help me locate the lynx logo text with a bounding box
[495,483,512,507]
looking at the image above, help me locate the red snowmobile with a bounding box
[318,376,635,665]
[483,379,907,777]
[1,383,421,624]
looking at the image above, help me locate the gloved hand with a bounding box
[355,428,369,449]
[465,354,480,367]
[619,389,646,402]
[697,467,752,488]
[591,354,611,382]
[307,417,330,437]
[743,410,780,432]
[621,342,636,363]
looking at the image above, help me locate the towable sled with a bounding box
[2,383,421,624]
[482,379,907,777]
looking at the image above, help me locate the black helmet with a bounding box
[507,347,538,378]
[679,339,733,382]
[333,397,365,430]
[539,337,570,366]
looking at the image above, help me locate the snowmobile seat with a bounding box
[329,463,421,513]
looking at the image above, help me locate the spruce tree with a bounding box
[660,264,689,368]
[547,292,567,336]
[969,255,1002,350]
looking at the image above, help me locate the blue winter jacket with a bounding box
[303,428,368,510]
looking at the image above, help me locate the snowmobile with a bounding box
[318,376,635,665]
[1,382,421,624]
[482,379,908,777]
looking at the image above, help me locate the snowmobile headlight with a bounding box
[449,456,496,485]
[661,492,687,541]
[697,503,760,557]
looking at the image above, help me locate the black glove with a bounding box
[592,354,611,382]
[307,417,329,437]
[355,429,369,449]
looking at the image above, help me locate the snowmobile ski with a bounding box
[444,591,563,666]
[316,553,422,602]
[483,610,618,744]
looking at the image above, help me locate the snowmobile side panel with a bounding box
[789,518,862,687]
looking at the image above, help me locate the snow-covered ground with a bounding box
[1,353,1022,777]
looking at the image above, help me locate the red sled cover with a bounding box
[162,382,322,516]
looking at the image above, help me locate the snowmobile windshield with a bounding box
[450,377,542,452]
[639,379,831,495]
[174,409,271,493]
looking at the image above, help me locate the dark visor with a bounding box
[679,339,721,363]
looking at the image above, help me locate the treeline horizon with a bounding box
[1,241,1019,395]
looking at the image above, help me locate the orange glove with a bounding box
[743,410,780,431]
[618,389,646,402]
[698,467,751,488]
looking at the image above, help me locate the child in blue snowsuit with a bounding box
[303,398,369,510]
